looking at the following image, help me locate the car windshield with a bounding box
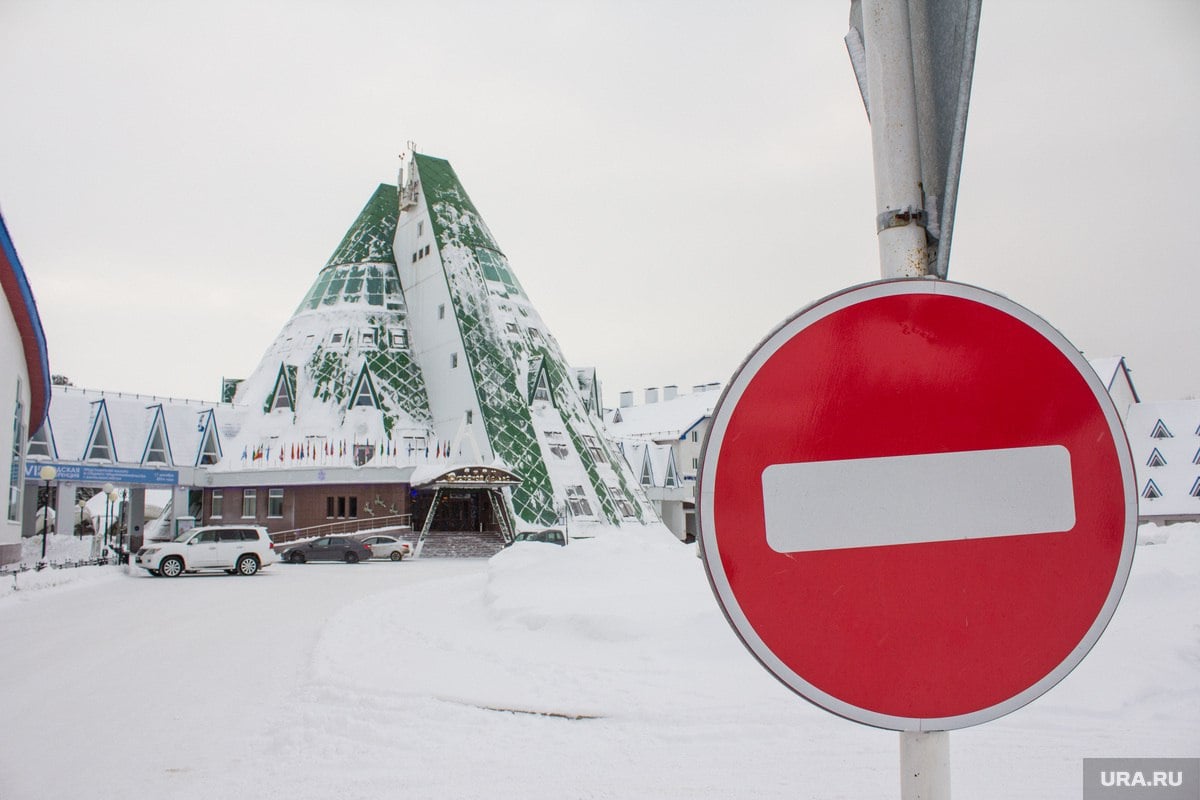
[172,530,199,543]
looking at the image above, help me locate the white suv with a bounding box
[136,525,278,577]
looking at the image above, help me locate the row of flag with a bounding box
[240,439,459,463]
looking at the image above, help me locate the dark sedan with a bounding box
[282,536,373,564]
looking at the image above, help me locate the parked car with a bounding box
[510,528,567,546]
[281,536,373,564]
[135,525,277,577]
[357,534,413,561]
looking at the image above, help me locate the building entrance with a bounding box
[410,466,521,557]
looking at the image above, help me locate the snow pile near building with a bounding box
[289,521,1198,798]
[311,523,747,719]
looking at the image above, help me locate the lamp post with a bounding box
[76,498,86,538]
[38,465,57,563]
[103,482,114,556]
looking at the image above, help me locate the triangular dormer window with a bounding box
[196,411,221,466]
[640,451,654,487]
[1141,479,1162,500]
[532,370,551,403]
[85,402,116,462]
[350,365,379,409]
[1193,447,1200,466]
[1191,477,1200,499]
[526,356,551,406]
[611,408,622,424]
[663,453,680,489]
[142,406,173,465]
[1150,419,1173,439]
[1147,448,1167,468]
[26,420,54,459]
[265,364,295,413]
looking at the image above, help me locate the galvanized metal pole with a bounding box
[862,0,930,279]
[900,730,950,799]
[863,2,948,795]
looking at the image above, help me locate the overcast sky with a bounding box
[1,1,1197,407]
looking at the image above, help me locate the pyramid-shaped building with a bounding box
[204,148,653,552]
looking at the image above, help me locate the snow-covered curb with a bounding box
[0,563,129,601]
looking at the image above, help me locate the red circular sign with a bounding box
[698,280,1137,731]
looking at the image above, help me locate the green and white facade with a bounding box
[209,148,652,538]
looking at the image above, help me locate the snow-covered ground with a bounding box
[0,523,1195,799]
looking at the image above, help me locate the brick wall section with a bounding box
[203,483,412,535]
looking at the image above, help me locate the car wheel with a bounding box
[344,551,359,564]
[389,551,403,562]
[289,551,306,564]
[160,557,184,578]
[236,555,260,576]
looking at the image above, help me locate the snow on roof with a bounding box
[1088,357,1123,390]
[43,385,224,467]
[606,385,721,442]
[1126,399,1200,520]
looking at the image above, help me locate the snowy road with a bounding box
[0,559,476,799]
[0,528,1196,800]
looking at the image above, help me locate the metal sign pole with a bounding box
[900,731,950,800]
[862,1,947,795]
[862,0,929,279]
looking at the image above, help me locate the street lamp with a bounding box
[38,465,57,563]
[103,482,115,555]
[76,498,86,538]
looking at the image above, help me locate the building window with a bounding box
[87,417,115,461]
[466,410,473,425]
[565,485,593,517]
[390,329,409,349]
[8,386,24,522]
[451,353,458,368]
[268,488,284,518]
[692,457,699,469]
[211,490,224,518]
[361,331,375,347]
[691,430,699,443]
[349,497,358,518]
[330,332,344,344]
[26,426,50,458]
[198,424,221,465]
[145,423,169,464]
[242,489,257,518]
[326,496,335,518]
[545,431,569,460]
[417,221,424,237]
[438,304,445,320]
[581,435,606,462]
[424,244,431,257]
[607,483,636,518]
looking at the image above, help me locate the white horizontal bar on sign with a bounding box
[760,445,1075,553]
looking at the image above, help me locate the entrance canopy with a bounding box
[411,465,521,490]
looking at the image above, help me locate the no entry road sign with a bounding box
[698,280,1137,731]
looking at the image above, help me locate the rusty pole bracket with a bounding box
[876,206,927,233]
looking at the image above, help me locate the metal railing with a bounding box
[269,514,414,546]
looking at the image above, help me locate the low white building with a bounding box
[0,212,51,566]
[606,384,722,541]
[1126,400,1200,525]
